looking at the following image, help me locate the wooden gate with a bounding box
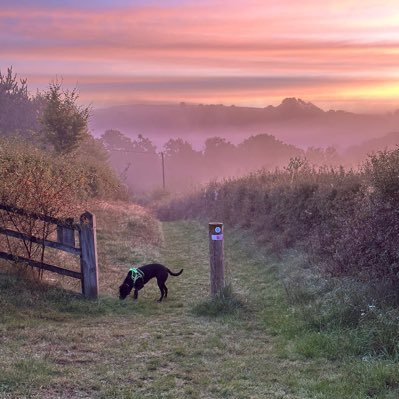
[0,204,99,299]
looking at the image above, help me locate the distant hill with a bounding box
[90,98,399,150]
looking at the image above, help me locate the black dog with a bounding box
[119,263,183,302]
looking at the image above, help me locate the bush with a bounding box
[0,137,124,274]
[0,139,87,268]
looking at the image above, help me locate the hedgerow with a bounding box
[158,150,399,357]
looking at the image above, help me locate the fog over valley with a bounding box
[92,98,399,194]
[90,98,399,151]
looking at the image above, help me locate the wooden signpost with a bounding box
[209,222,225,297]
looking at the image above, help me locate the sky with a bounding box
[1,0,399,112]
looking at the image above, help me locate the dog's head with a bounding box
[119,269,145,299]
[119,282,132,300]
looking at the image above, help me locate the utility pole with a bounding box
[161,152,166,190]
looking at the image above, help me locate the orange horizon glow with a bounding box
[2,0,399,113]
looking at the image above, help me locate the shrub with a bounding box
[0,139,87,269]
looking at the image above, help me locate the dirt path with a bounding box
[120,220,327,399]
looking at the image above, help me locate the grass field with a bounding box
[1,204,399,398]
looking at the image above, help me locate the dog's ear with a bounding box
[128,270,132,277]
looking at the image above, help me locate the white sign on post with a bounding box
[211,234,224,241]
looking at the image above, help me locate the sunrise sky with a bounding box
[2,0,399,112]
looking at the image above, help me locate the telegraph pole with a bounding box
[161,152,166,190]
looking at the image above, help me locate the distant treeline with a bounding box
[101,129,341,194]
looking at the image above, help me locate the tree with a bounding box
[204,137,235,157]
[40,81,90,154]
[163,138,197,159]
[203,137,237,180]
[305,146,340,166]
[237,134,303,170]
[101,129,133,151]
[0,66,41,137]
[163,138,203,190]
[132,134,157,153]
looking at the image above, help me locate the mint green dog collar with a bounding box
[129,268,144,284]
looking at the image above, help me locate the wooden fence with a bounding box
[0,204,99,299]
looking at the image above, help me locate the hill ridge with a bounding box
[90,98,399,150]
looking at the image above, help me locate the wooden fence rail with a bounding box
[0,204,99,299]
[0,203,80,228]
[0,251,82,279]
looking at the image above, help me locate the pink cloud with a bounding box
[1,1,399,111]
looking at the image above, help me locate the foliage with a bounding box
[75,135,126,200]
[0,66,41,138]
[0,67,125,211]
[101,129,134,151]
[0,138,87,274]
[0,136,125,276]
[40,80,90,154]
[0,139,87,213]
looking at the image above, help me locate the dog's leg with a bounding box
[133,289,139,300]
[164,284,168,298]
[157,280,167,302]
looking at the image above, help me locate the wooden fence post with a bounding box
[209,222,225,297]
[57,218,76,247]
[79,212,99,299]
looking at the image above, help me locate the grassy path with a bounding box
[2,218,394,398]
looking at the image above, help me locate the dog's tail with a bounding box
[167,268,183,276]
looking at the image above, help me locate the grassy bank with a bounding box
[1,208,399,398]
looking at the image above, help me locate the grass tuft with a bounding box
[191,284,249,319]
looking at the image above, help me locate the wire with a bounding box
[107,149,159,155]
